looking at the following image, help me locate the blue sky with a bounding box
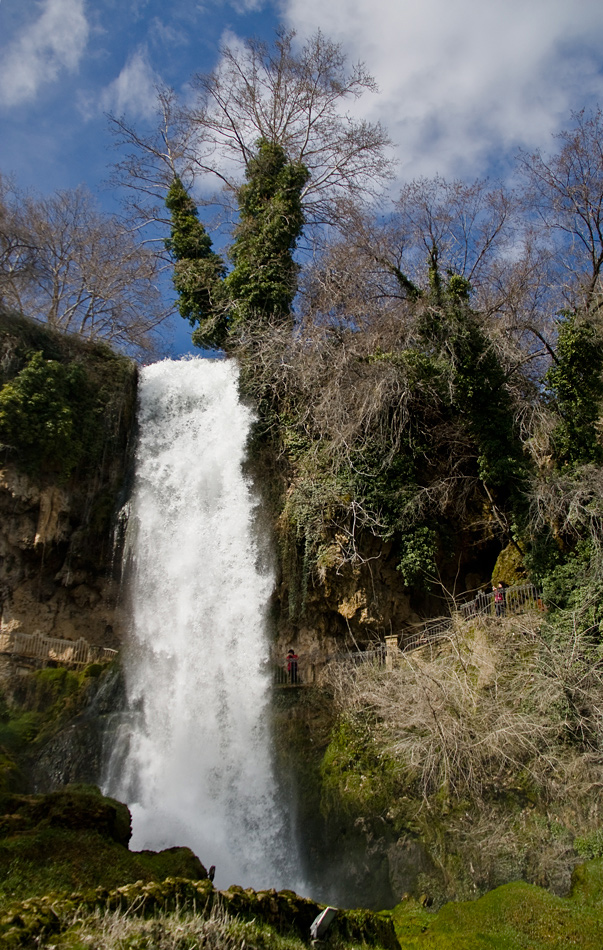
[2,0,603,356]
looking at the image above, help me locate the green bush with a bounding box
[0,351,90,477]
[575,829,603,860]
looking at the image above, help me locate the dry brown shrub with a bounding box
[48,902,256,950]
[327,611,603,804]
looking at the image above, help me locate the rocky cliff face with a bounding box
[271,527,499,666]
[0,312,137,651]
[0,466,125,648]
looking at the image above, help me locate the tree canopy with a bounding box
[0,179,170,356]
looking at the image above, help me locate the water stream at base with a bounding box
[104,357,298,891]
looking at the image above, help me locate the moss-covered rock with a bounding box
[390,863,603,949]
[0,875,398,948]
[0,662,122,795]
[0,784,131,845]
[0,785,207,908]
[491,541,527,586]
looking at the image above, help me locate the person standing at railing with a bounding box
[494,583,506,618]
[286,649,299,684]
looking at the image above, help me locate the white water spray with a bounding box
[105,358,296,890]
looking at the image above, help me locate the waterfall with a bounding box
[105,357,296,890]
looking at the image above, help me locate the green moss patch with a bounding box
[0,664,113,793]
[320,710,402,821]
[0,786,206,911]
[391,868,603,949]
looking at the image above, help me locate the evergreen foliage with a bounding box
[0,351,88,478]
[166,143,309,349]
[0,310,136,527]
[434,275,528,493]
[545,312,603,467]
[164,177,227,348]
[225,139,309,328]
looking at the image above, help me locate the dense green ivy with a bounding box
[165,141,309,350]
[0,351,93,478]
[0,326,134,488]
[424,275,528,495]
[225,139,309,328]
[545,312,603,467]
[165,176,227,349]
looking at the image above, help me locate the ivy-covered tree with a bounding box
[225,139,309,329]
[166,143,309,350]
[165,177,227,349]
[438,276,527,493]
[545,311,603,466]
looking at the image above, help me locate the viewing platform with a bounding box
[273,583,545,685]
[0,629,118,669]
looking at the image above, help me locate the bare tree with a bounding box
[109,88,200,243]
[518,108,603,315]
[186,29,393,224]
[110,29,394,233]
[0,174,37,306]
[301,177,519,322]
[391,177,514,296]
[1,185,171,356]
[299,178,560,430]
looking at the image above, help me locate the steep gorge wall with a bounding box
[0,312,137,651]
[0,464,126,648]
[266,499,501,663]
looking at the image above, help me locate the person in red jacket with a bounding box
[286,649,299,684]
[494,583,506,618]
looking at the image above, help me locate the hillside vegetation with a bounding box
[3,28,603,941]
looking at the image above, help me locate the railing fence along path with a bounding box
[403,582,544,653]
[274,583,545,684]
[458,582,544,620]
[0,629,117,667]
[272,642,387,686]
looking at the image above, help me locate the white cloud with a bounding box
[98,48,161,119]
[229,0,267,12]
[149,18,190,50]
[0,0,89,108]
[280,0,603,182]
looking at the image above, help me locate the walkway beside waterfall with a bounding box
[273,582,544,686]
[0,629,117,668]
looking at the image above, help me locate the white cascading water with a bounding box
[105,357,296,890]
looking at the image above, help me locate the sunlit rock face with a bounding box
[0,451,132,650]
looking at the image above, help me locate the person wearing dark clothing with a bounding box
[286,649,299,684]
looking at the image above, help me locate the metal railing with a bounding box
[271,584,545,681]
[339,644,387,666]
[272,643,386,686]
[0,629,118,668]
[402,583,544,653]
[403,619,452,652]
[459,582,543,620]
[273,661,304,686]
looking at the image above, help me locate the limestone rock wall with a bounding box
[0,313,137,651]
[0,462,130,649]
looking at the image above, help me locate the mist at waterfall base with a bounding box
[104,357,302,893]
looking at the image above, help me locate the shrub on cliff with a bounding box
[320,608,603,900]
[0,311,136,488]
[0,351,90,477]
